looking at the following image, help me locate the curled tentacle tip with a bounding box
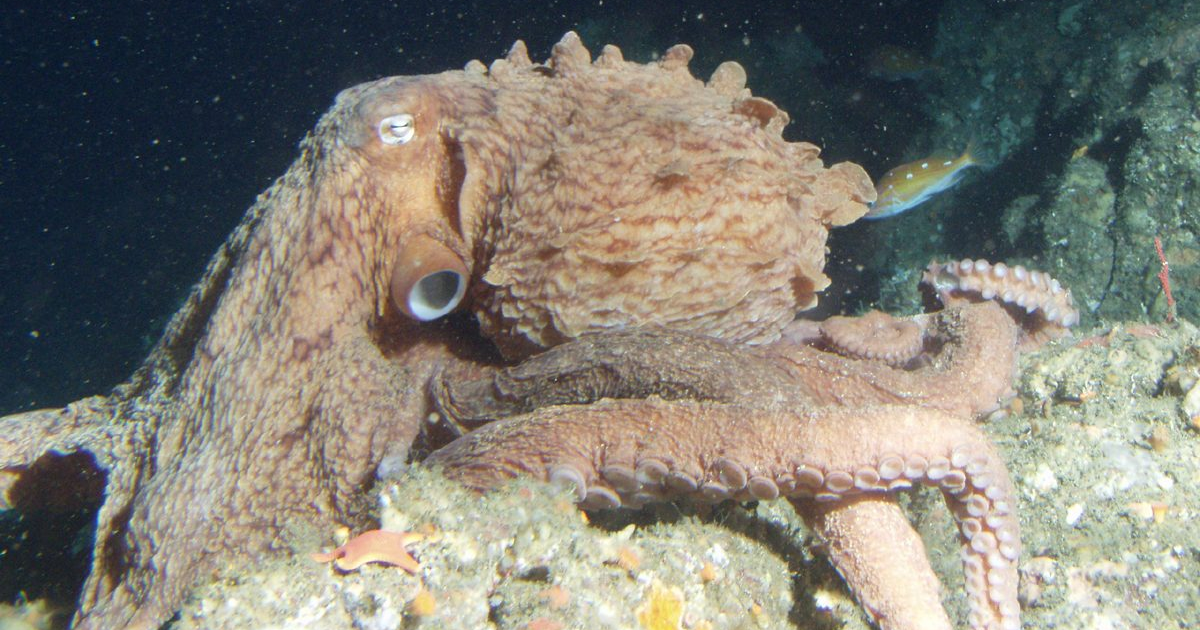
[819,310,925,366]
[921,258,1079,347]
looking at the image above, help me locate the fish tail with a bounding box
[962,140,977,165]
[961,140,992,170]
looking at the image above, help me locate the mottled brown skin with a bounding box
[463,36,872,356]
[0,74,494,630]
[0,33,872,630]
[434,305,1017,426]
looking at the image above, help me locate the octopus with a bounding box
[0,31,1076,630]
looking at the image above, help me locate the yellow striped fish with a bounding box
[865,147,977,219]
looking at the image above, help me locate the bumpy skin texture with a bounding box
[0,33,872,630]
[463,35,873,356]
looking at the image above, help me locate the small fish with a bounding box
[865,147,977,219]
[866,45,940,81]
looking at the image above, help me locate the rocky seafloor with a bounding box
[145,317,1200,630]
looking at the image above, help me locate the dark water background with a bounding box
[0,0,951,415]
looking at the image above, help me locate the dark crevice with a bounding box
[1089,118,1143,195]
[1128,59,1171,106]
[1,453,105,618]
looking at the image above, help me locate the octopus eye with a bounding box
[378,114,415,145]
[391,234,468,321]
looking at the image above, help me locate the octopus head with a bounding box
[310,41,875,361]
[318,75,487,323]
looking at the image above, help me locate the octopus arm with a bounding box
[771,302,1021,417]
[428,399,1020,630]
[431,327,794,426]
[0,402,158,629]
[797,495,953,630]
[433,302,1022,428]
[0,404,118,499]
